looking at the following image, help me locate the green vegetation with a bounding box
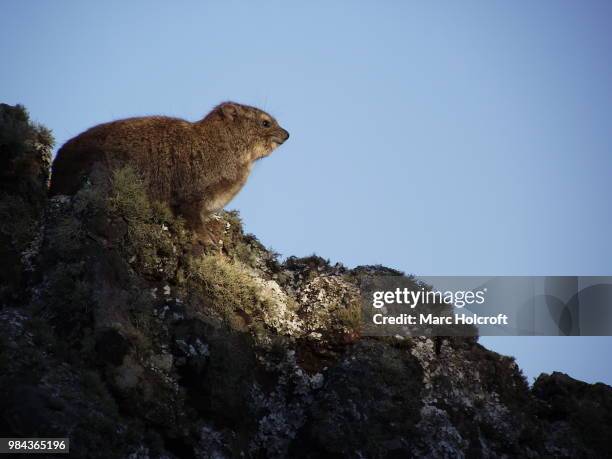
[186,255,277,331]
[0,104,53,303]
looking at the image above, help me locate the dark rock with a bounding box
[0,103,53,304]
[95,328,132,366]
[1,104,611,458]
[533,372,612,458]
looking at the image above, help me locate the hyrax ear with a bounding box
[220,103,240,121]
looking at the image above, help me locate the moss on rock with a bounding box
[2,104,611,458]
[0,104,53,303]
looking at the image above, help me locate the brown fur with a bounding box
[50,102,289,228]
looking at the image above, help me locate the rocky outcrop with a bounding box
[1,104,611,458]
[0,104,53,303]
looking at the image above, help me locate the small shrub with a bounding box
[186,255,277,329]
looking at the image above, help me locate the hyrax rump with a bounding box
[49,102,290,228]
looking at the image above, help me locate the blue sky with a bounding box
[2,1,611,384]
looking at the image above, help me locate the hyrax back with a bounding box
[50,102,289,228]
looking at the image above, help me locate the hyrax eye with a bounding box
[261,120,271,128]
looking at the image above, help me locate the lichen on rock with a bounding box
[1,103,611,458]
[0,103,53,303]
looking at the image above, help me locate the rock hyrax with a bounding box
[49,102,290,228]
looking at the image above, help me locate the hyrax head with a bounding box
[215,102,290,161]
